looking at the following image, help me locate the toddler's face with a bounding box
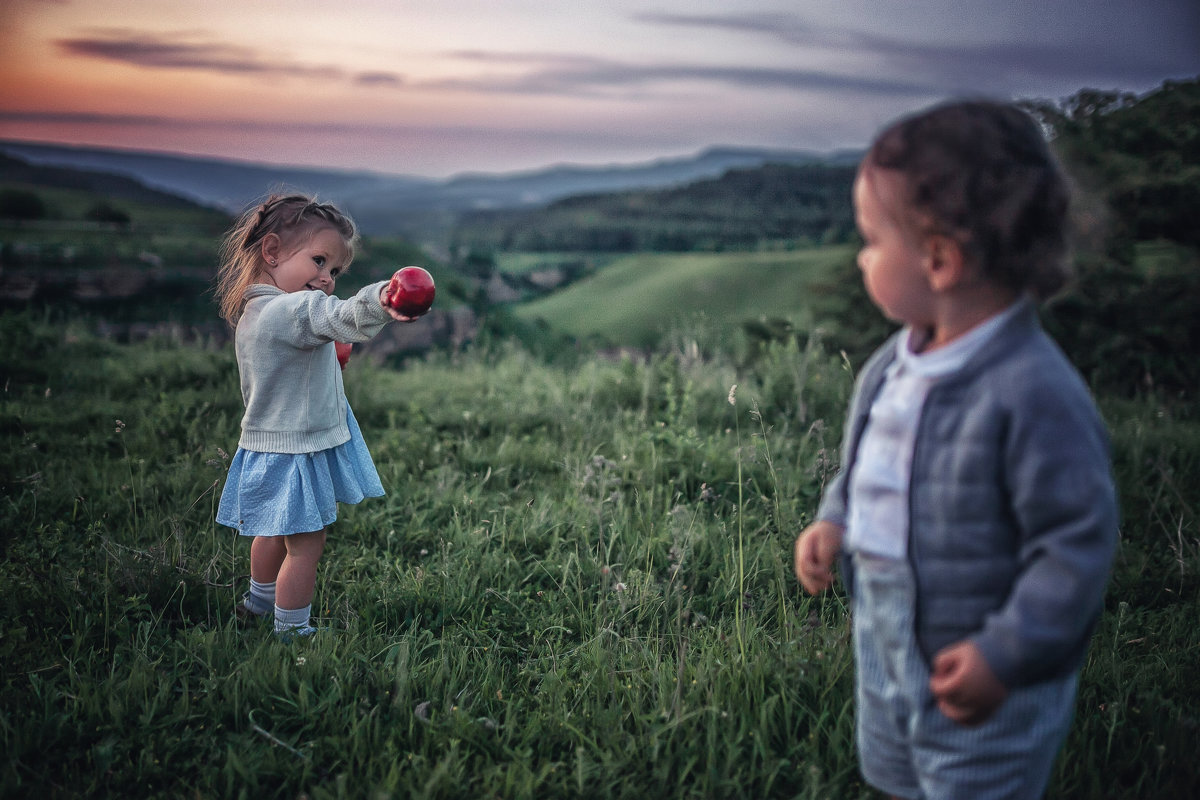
[852,167,934,328]
[268,226,349,295]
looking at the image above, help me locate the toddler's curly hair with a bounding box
[866,100,1072,299]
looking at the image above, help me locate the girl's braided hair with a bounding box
[214,193,358,324]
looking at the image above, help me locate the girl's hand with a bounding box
[929,641,1008,725]
[379,287,420,323]
[794,520,844,594]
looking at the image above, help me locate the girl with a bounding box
[794,101,1118,798]
[214,194,417,641]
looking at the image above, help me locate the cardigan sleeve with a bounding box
[970,359,1119,687]
[277,281,393,348]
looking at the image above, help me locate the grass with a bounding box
[1,309,1198,799]
[493,252,624,276]
[512,248,855,348]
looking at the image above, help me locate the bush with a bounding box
[1044,251,1200,401]
[0,188,48,221]
[85,201,132,227]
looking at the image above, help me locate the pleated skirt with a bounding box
[216,403,384,537]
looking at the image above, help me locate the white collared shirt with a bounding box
[846,299,1029,559]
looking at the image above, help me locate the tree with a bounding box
[1027,77,1200,400]
[85,201,132,227]
[0,188,48,221]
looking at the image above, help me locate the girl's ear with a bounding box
[260,233,281,266]
[924,234,965,292]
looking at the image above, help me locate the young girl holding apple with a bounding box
[213,193,423,640]
[793,102,1118,798]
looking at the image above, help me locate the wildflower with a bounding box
[414,701,431,721]
[114,419,126,434]
[727,384,737,405]
[295,656,306,666]
[613,582,627,592]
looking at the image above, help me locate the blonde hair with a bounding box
[214,193,359,324]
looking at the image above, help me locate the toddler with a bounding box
[794,101,1118,799]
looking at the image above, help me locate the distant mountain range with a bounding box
[0,140,861,239]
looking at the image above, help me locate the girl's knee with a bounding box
[285,528,327,557]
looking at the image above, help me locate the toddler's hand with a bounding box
[793,520,844,594]
[929,641,1008,726]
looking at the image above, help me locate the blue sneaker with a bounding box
[275,624,326,644]
[235,593,271,626]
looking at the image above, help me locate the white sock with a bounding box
[246,579,276,615]
[274,604,311,633]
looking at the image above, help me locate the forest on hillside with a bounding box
[1027,78,1200,399]
[451,162,858,253]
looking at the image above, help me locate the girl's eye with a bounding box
[314,255,326,267]
[330,268,341,278]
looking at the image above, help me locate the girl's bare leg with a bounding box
[276,528,327,610]
[250,535,287,583]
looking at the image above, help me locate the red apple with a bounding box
[383,266,435,317]
[334,341,353,370]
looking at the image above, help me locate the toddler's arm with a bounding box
[793,520,844,594]
[929,640,1008,725]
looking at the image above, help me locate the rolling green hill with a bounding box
[512,247,857,347]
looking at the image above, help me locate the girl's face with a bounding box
[265,226,349,295]
[852,167,935,328]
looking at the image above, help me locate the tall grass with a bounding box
[1,311,1197,798]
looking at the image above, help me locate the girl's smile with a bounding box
[265,227,349,294]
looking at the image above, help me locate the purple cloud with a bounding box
[433,50,931,97]
[633,10,1197,91]
[55,29,401,85]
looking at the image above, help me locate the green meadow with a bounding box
[2,300,1197,798]
[512,248,855,348]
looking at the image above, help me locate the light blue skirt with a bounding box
[216,403,384,537]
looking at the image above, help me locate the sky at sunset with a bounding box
[1,0,1197,178]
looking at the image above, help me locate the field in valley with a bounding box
[511,247,856,349]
